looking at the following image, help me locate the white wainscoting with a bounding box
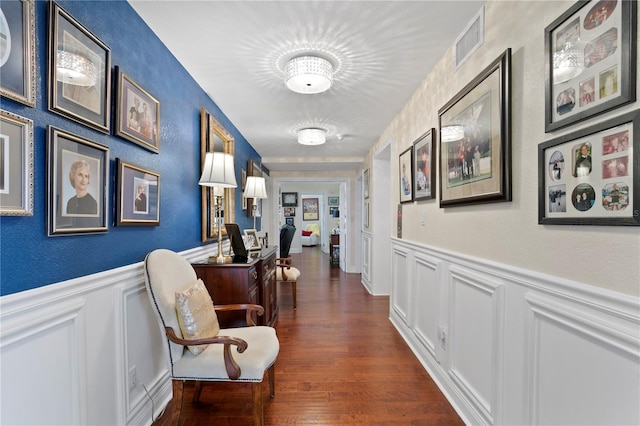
[389,238,640,426]
[0,244,218,426]
[361,232,372,293]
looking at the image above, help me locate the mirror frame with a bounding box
[200,107,235,242]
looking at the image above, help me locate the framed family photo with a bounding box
[0,110,33,216]
[538,109,638,226]
[438,48,512,207]
[48,1,111,133]
[115,158,160,226]
[243,228,261,251]
[412,129,435,202]
[115,67,160,153]
[46,126,109,236]
[0,0,36,107]
[399,147,413,203]
[545,0,636,132]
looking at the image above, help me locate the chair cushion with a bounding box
[172,326,279,381]
[175,279,220,355]
[276,266,300,281]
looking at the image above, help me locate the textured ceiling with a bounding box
[129,0,485,172]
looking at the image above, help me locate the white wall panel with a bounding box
[361,232,372,293]
[391,246,411,326]
[412,253,440,361]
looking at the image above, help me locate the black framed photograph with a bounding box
[282,192,298,207]
[283,207,295,217]
[438,48,512,207]
[545,0,636,132]
[538,109,638,226]
[0,110,33,216]
[48,1,111,133]
[399,147,413,204]
[412,129,436,201]
[115,67,160,153]
[328,196,339,206]
[364,168,370,199]
[115,158,160,226]
[243,228,261,251]
[285,217,294,226]
[46,126,108,236]
[0,0,35,107]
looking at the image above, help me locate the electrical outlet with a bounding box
[438,325,447,348]
[129,366,137,389]
[420,210,426,226]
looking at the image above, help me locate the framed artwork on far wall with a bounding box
[46,126,109,236]
[328,196,339,206]
[0,110,34,216]
[439,48,512,207]
[538,109,638,226]
[302,197,319,220]
[115,158,160,226]
[544,0,636,132]
[399,146,413,203]
[0,0,36,107]
[114,67,160,153]
[48,1,111,133]
[282,192,298,207]
[363,168,370,199]
[412,129,436,201]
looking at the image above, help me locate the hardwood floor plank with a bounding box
[152,247,463,425]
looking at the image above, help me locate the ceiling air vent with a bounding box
[454,6,484,70]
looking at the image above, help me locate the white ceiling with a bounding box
[129,0,485,172]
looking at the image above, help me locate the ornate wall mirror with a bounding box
[200,107,235,242]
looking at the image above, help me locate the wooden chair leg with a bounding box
[171,379,185,426]
[252,381,263,426]
[192,381,202,402]
[268,364,276,398]
[292,281,297,309]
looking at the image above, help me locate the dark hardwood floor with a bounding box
[153,246,464,425]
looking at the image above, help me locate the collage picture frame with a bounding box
[302,197,319,221]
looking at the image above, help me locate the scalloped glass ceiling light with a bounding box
[285,56,333,94]
[297,128,326,146]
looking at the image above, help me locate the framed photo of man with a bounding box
[412,129,435,202]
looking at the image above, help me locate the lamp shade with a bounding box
[198,152,237,188]
[243,176,268,199]
[285,56,333,94]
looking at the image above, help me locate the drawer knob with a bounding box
[252,271,258,280]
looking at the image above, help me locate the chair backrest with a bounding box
[144,249,197,366]
[279,224,296,258]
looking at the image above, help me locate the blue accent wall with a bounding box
[0,0,261,295]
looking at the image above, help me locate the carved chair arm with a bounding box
[214,303,264,326]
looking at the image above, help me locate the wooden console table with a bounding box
[191,246,278,328]
[330,233,340,264]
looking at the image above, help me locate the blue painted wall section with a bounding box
[0,0,261,295]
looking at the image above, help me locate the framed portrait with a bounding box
[545,0,636,132]
[328,196,339,206]
[114,67,160,153]
[0,0,35,107]
[399,146,413,204]
[364,168,370,199]
[47,2,111,133]
[0,110,33,216]
[243,228,261,251]
[283,207,295,217]
[46,126,108,236]
[412,129,436,202]
[282,192,298,207]
[115,158,160,226]
[285,217,294,226]
[538,109,638,226]
[439,48,512,207]
[302,197,319,221]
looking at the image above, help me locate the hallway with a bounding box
[153,246,464,425]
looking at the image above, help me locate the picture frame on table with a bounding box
[114,67,160,153]
[282,192,298,207]
[0,110,34,216]
[46,126,109,236]
[115,158,160,226]
[538,109,638,226]
[439,48,512,207]
[302,197,319,221]
[363,168,370,199]
[0,0,36,107]
[47,1,111,133]
[243,228,261,251]
[544,0,636,132]
[412,129,436,202]
[399,146,413,204]
[328,196,339,206]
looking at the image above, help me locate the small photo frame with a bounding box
[46,126,109,236]
[399,146,413,203]
[538,109,638,226]
[48,2,111,133]
[282,192,298,207]
[243,229,261,251]
[363,168,370,199]
[0,110,34,216]
[328,196,339,206]
[302,197,319,221]
[0,0,36,107]
[283,207,295,217]
[285,217,294,226]
[115,67,160,153]
[412,129,436,201]
[115,158,160,226]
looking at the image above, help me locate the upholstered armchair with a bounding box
[144,249,279,426]
[301,223,320,246]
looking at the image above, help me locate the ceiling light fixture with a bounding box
[285,55,333,94]
[56,50,98,87]
[297,128,327,146]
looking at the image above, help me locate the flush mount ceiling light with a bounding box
[56,50,98,87]
[285,55,333,94]
[297,128,327,146]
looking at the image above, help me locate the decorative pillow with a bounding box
[301,230,313,236]
[175,279,220,355]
